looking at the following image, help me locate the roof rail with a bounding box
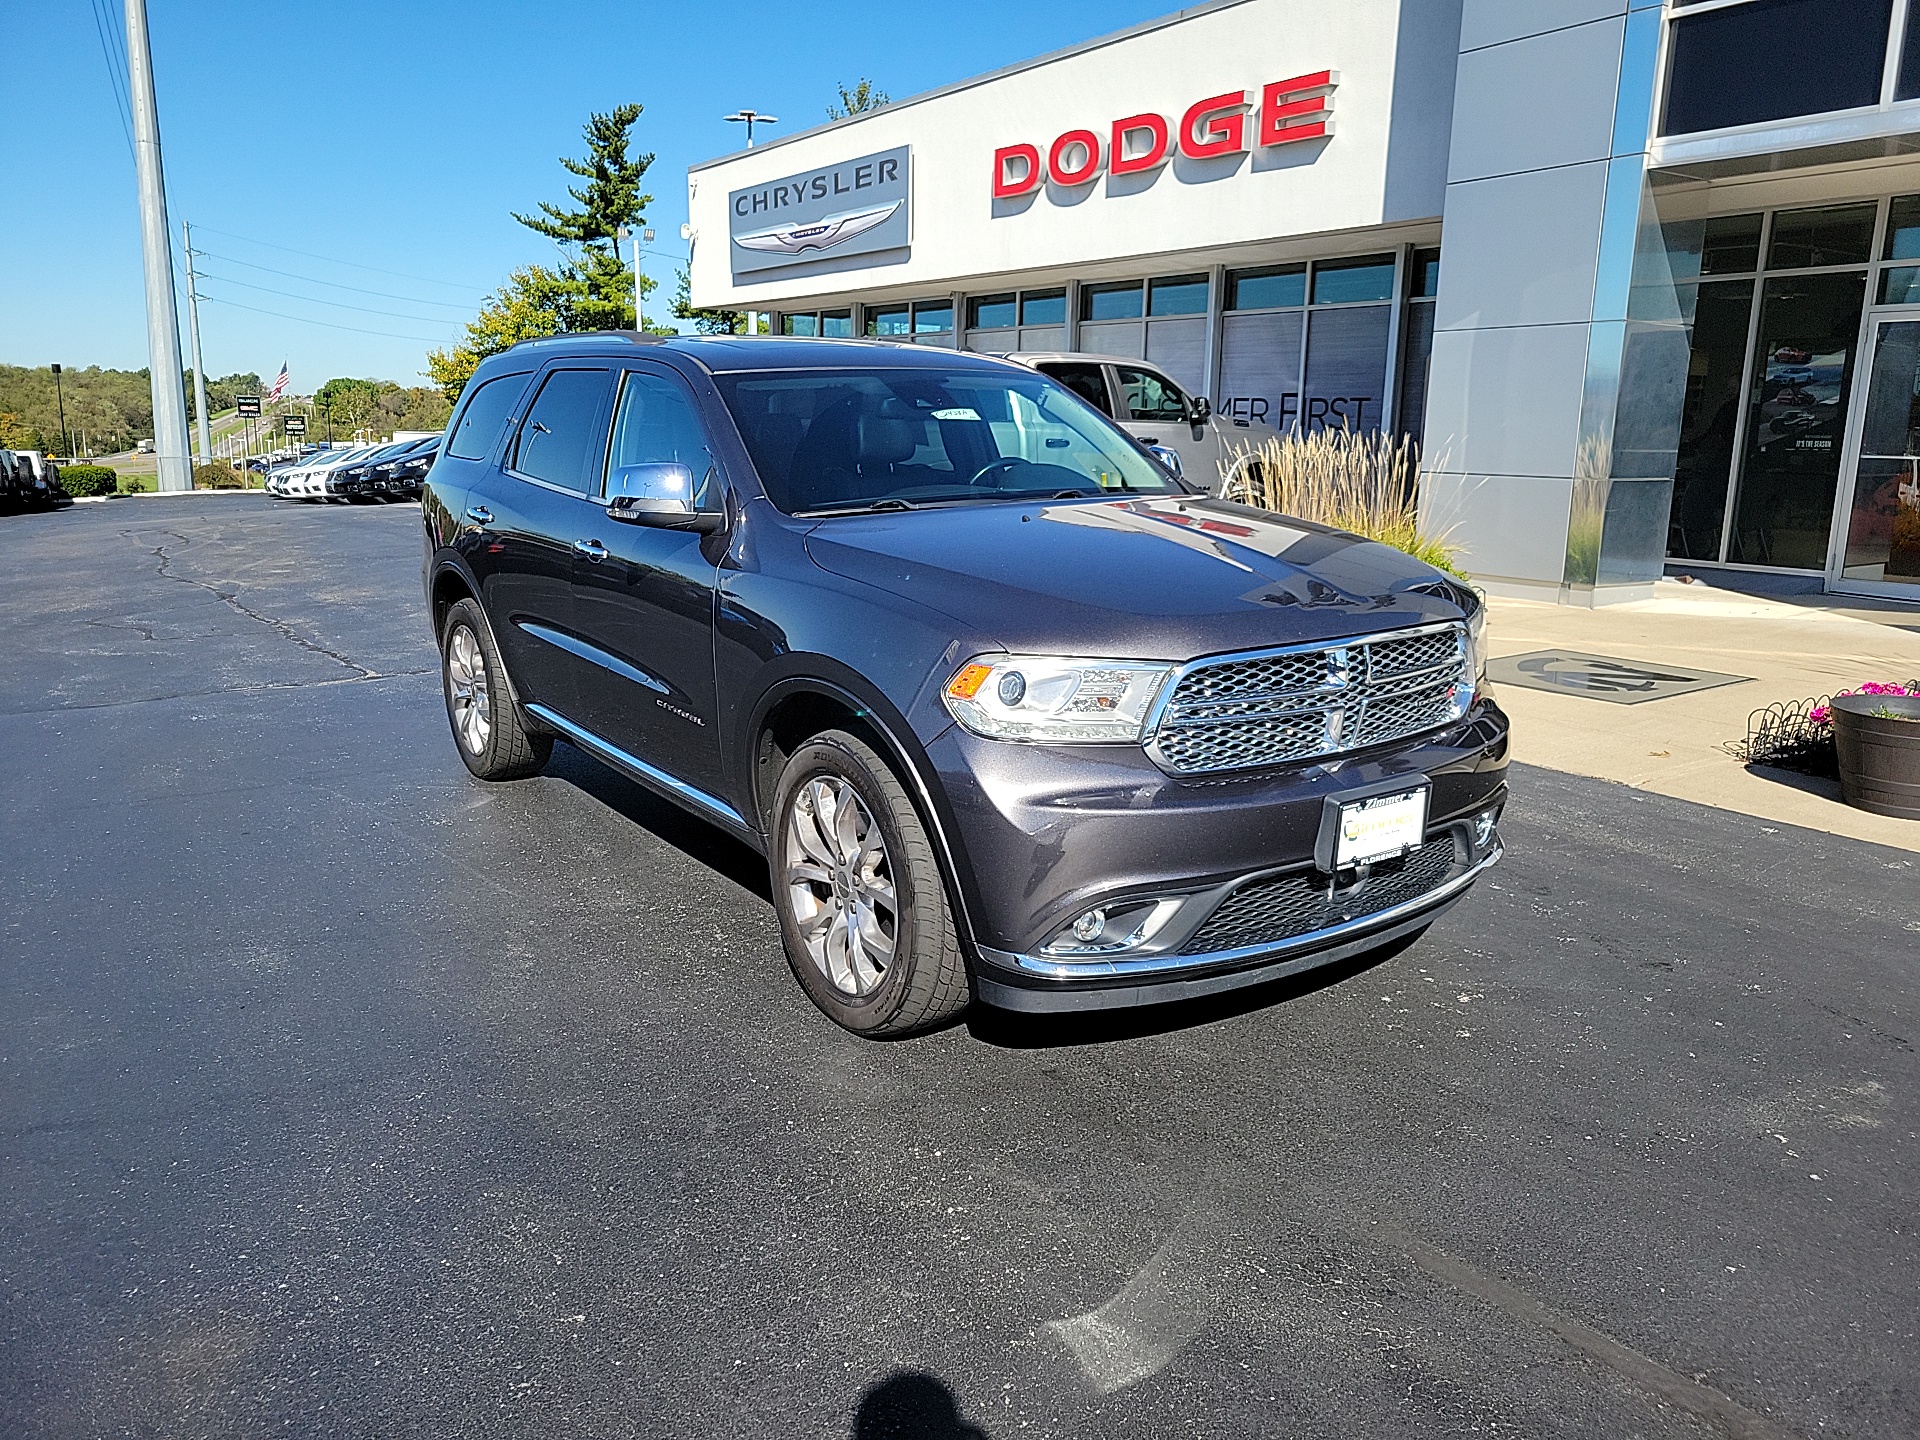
[503,330,670,353]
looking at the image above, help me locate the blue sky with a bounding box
[0,0,1176,393]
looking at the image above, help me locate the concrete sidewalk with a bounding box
[1486,577,1920,852]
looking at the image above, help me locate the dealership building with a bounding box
[687,0,1920,604]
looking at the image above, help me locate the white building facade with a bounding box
[688,0,1920,604]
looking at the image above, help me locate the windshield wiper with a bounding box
[798,496,920,517]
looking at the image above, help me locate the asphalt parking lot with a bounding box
[3,495,1915,1439]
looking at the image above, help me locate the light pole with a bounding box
[50,364,68,458]
[123,0,192,492]
[723,109,777,148]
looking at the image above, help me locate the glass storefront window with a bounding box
[1020,289,1066,326]
[1702,214,1764,275]
[1662,0,1893,137]
[1885,196,1920,260]
[866,305,911,337]
[1408,248,1440,299]
[821,310,854,339]
[967,294,1016,329]
[1311,255,1395,305]
[1227,265,1306,311]
[1841,319,1920,585]
[782,314,819,337]
[1766,203,1878,270]
[1728,270,1867,568]
[1148,275,1209,316]
[1882,267,1920,305]
[913,302,953,335]
[1081,282,1143,321]
[1900,8,1920,99]
[1668,280,1756,560]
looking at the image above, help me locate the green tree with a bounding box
[430,104,659,400]
[827,79,890,119]
[671,266,743,336]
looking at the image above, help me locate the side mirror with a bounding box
[1187,395,1212,424]
[605,463,722,532]
[1144,442,1184,478]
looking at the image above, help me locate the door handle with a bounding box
[465,504,493,525]
[574,538,609,562]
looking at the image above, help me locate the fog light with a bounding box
[1042,898,1186,958]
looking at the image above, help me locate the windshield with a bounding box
[714,365,1182,515]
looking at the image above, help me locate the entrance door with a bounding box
[1833,314,1920,594]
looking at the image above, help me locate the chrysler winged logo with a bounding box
[734,200,903,257]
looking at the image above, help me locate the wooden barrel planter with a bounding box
[1832,694,1920,819]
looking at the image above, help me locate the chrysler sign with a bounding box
[992,72,1336,199]
[728,145,911,276]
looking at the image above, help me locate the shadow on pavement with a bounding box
[967,932,1419,1049]
[852,1370,992,1438]
[545,740,773,902]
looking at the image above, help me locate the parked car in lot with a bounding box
[423,335,1507,1037]
[333,437,437,501]
[2,450,64,511]
[372,437,438,499]
[1002,352,1283,493]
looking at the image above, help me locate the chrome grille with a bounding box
[1148,624,1469,776]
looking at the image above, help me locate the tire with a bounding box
[440,597,551,780]
[772,730,970,1037]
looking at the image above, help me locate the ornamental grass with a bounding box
[1219,428,1465,579]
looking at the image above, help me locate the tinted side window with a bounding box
[606,370,718,507]
[1115,365,1188,422]
[445,371,530,460]
[1040,363,1112,416]
[512,368,611,491]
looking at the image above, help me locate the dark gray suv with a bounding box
[422,334,1508,1037]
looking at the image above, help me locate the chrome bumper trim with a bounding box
[981,838,1502,981]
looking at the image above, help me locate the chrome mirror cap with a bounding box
[605,463,721,531]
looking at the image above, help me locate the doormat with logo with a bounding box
[1486,650,1750,705]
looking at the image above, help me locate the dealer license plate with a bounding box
[1334,788,1428,868]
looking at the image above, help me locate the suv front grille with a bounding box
[1178,838,1461,955]
[1149,625,1468,775]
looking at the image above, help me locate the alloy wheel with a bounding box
[785,776,898,997]
[446,624,492,754]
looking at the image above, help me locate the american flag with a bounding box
[266,363,289,402]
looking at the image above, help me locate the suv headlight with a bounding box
[1464,597,1489,686]
[943,655,1173,742]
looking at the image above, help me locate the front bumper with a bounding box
[928,697,1509,1011]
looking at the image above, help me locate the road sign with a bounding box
[284,415,308,437]
[236,395,261,417]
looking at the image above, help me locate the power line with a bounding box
[193,249,481,309]
[191,224,495,292]
[197,270,468,326]
[88,0,135,159]
[198,294,454,344]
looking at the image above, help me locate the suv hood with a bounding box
[804,494,1470,659]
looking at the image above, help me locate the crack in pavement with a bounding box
[143,529,381,679]
[0,669,437,718]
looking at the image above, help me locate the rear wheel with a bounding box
[772,730,970,1037]
[440,597,551,780]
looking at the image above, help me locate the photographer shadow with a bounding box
[852,1370,992,1439]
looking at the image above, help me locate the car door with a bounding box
[1112,362,1220,488]
[565,363,724,794]
[465,364,615,712]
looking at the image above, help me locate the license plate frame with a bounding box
[1313,777,1432,874]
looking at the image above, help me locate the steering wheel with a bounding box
[966,457,1034,488]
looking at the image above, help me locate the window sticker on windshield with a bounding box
[930,408,981,422]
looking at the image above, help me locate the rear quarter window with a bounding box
[445,372,532,460]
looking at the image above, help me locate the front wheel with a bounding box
[772,730,970,1038]
[440,598,551,781]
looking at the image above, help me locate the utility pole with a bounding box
[50,364,68,457]
[124,0,191,493]
[182,220,211,464]
[616,223,652,331]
